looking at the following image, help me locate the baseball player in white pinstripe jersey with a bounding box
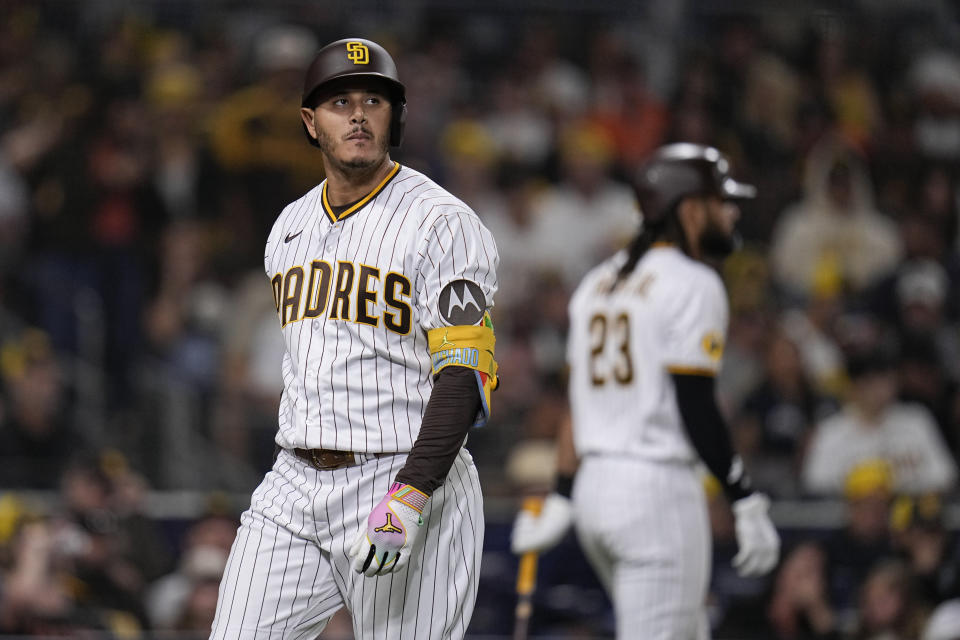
[511,144,779,639]
[209,38,499,640]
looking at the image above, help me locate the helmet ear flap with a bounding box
[390,101,407,148]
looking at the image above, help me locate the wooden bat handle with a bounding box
[513,496,544,640]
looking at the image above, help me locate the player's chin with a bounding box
[340,147,384,169]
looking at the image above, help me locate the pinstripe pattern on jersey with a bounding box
[210,448,483,640]
[265,165,498,454]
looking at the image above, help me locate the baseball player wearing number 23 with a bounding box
[511,144,780,639]
[210,37,499,640]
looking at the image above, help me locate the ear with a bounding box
[300,108,318,141]
[676,197,706,233]
[675,197,707,256]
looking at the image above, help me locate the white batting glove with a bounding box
[731,492,780,577]
[510,493,574,554]
[348,483,428,576]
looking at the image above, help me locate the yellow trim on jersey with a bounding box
[428,315,499,427]
[321,161,401,224]
[666,365,717,377]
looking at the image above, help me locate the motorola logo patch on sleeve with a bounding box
[439,280,486,325]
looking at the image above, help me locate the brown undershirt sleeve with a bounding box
[394,366,481,495]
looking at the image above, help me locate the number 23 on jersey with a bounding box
[588,311,634,386]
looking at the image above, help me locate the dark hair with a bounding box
[611,206,689,290]
[846,349,897,380]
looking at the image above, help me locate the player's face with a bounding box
[301,81,392,173]
[699,196,741,258]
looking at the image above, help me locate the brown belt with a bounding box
[289,447,390,471]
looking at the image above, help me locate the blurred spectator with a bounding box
[779,275,848,399]
[144,220,228,390]
[0,328,85,488]
[475,163,546,313]
[767,542,839,639]
[483,65,553,169]
[51,458,150,632]
[735,328,839,497]
[895,260,953,339]
[890,494,960,605]
[173,578,221,636]
[25,84,168,407]
[852,558,927,640]
[718,248,772,411]
[215,270,284,473]
[913,163,959,251]
[897,333,960,458]
[146,59,220,222]
[514,26,590,125]
[395,34,470,165]
[146,513,232,630]
[770,134,901,300]
[822,461,897,624]
[527,121,637,289]
[103,449,174,586]
[437,117,501,211]
[0,517,77,635]
[737,52,802,167]
[806,17,882,151]
[586,32,669,171]
[206,24,321,241]
[0,157,29,278]
[802,350,957,496]
[923,598,960,640]
[867,258,960,369]
[908,50,960,161]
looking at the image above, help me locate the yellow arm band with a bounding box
[427,316,499,427]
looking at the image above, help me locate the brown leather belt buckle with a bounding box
[305,448,355,470]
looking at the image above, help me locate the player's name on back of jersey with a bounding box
[271,259,412,334]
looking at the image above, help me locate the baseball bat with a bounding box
[513,496,544,640]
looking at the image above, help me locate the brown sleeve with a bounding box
[394,366,481,495]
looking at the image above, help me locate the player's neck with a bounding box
[323,155,394,206]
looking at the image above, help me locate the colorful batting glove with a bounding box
[348,482,428,576]
[731,492,781,577]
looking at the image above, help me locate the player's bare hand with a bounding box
[349,483,427,576]
[510,493,574,554]
[731,492,780,577]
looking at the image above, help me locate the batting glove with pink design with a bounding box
[348,482,428,576]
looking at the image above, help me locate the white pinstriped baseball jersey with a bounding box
[265,162,499,453]
[566,244,728,462]
[210,161,497,640]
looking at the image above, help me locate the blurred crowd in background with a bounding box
[1,0,960,637]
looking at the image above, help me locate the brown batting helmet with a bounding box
[634,143,756,225]
[301,38,407,148]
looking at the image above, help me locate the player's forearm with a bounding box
[672,373,752,501]
[553,409,579,497]
[394,366,481,495]
[555,410,579,477]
